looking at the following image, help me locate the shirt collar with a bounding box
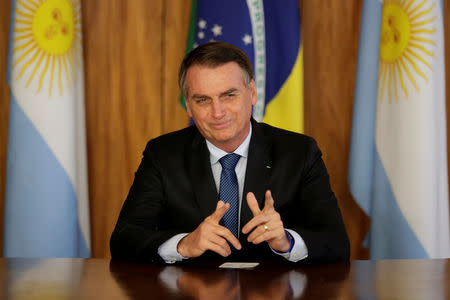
[206,123,252,164]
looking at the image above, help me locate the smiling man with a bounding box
[185,62,256,153]
[110,42,350,264]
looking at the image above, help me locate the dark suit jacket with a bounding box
[110,120,350,264]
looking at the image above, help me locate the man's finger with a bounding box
[247,218,283,242]
[210,201,230,223]
[215,225,242,250]
[209,235,232,256]
[246,192,261,216]
[247,222,272,242]
[263,190,275,211]
[217,200,224,209]
[205,240,232,257]
[241,214,270,234]
[251,229,281,245]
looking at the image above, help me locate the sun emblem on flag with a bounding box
[378,0,436,103]
[12,0,82,96]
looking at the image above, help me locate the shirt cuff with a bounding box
[270,229,308,262]
[158,233,189,264]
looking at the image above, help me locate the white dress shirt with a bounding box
[158,124,308,263]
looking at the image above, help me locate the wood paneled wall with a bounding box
[0,0,11,257]
[302,0,369,259]
[0,0,448,259]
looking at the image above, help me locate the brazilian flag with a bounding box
[181,0,303,133]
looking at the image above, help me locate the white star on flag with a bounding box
[198,31,205,39]
[198,19,207,29]
[242,34,252,45]
[211,24,222,36]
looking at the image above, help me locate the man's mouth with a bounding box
[210,120,232,129]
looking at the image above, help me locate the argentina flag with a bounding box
[182,0,303,133]
[4,0,90,257]
[349,0,450,259]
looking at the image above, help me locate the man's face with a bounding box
[185,62,257,152]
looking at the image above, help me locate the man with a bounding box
[110,42,349,264]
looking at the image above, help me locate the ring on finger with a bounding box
[263,224,270,231]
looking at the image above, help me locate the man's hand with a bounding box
[242,190,290,252]
[177,201,242,258]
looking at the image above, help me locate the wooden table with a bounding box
[0,258,448,299]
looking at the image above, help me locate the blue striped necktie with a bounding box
[219,153,241,238]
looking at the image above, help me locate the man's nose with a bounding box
[211,99,226,118]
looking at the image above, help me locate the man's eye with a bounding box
[224,93,236,99]
[195,98,209,104]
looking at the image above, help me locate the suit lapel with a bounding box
[241,121,272,232]
[187,128,218,219]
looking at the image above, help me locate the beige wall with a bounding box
[0,0,449,259]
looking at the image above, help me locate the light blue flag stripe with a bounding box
[4,96,90,258]
[348,0,382,216]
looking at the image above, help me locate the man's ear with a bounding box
[250,80,257,106]
[185,98,193,118]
